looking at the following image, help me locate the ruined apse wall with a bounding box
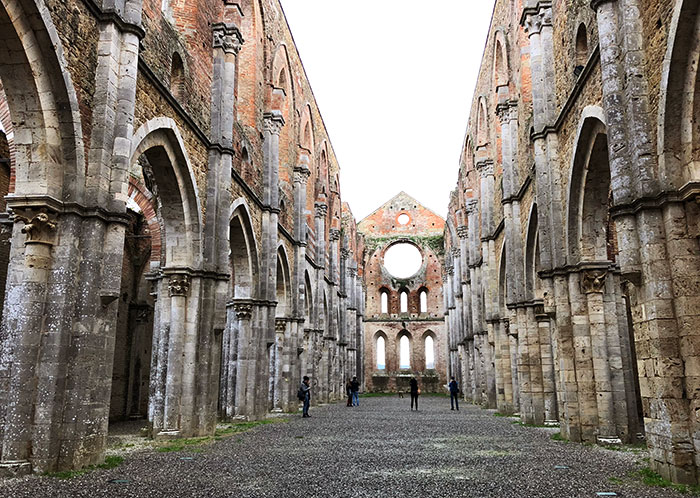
[0,0,363,475]
[359,192,447,393]
[446,0,700,485]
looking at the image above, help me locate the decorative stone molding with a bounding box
[14,208,58,245]
[262,111,285,136]
[340,248,351,259]
[457,225,469,239]
[521,2,553,35]
[476,160,494,178]
[293,166,311,184]
[590,0,617,12]
[315,202,328,218]
[581,270,607,294]
[465,199,480,215]
[275,318,287,333]
[168,274,191,297]
[451,248,461,258]
[497,100,519,124]
[232,301,253,320]
[329,228,341,242]
[212,23,243,55]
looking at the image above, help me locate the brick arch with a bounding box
[127,178,162,265]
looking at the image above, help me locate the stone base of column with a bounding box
[155,430,181,440]
[0,460,31,477]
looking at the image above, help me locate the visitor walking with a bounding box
[410,377,419,411]
[350,376,360,406]
[300,376,312,417]
[346,379,353,407]
[448,376,459,411]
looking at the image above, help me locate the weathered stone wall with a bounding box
[446,0,700,486]
[0,0,363,476]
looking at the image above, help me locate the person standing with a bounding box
[346,379,353,407]
[409,377,419,411]
[301,376,312,417]
[350,376,360,407]
[448,376,459,411]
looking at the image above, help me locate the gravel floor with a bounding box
[0,396,689,497]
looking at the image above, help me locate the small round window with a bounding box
[383,243,423,278]
[397,213,410,225]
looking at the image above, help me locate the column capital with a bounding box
[457,225,469,239]
[329,228,341,242]
[230,299,254,320]
[496,100,518,124]
[315,202,328,218]
[294,165,311,184]
[14,208,58,245]
[521,2,553,35]
[168,274,191,297]
[263,111,285,135]
[590,0,616,12]
[451,248,461,258]
[581,270,607,294]
[275,318,287,332]
[212,23,243,55]
[476,160,494,178]
[341,248,351,259]
[465,199,479,215]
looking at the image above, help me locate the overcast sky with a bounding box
[279,0,496,221]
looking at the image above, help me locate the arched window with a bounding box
[376,336,386,370]
[419,289,428,313]
[399,335,410,369]
[400,290,408,313]
[425,336,435,369]
[380,290,388,314]
[575,23,588,76]
[170,53,185,100]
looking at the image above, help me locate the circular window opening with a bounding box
[397,213,410,225]
[383,243,423,278]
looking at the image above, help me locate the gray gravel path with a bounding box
[0,396,688,497]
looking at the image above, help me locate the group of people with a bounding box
[297,375,462,417]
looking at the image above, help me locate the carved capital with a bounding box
[451,248,461,258]
[522,3,553,35]
[212,23,243,54]
[340,248,351,259]
[14,208,58,245]
[263,111,285,136]
[590,0,617,12]
[168,274,190,297]
[275,318,287,333]
[233,301,253,320]
[476,160,494,178]
[457,225,469,239]
[465,198,480,215]
[581,270,607,294]
[496,100,518,124]
[446,265,454,276]
[329,228,341,242]
[294,165,311,185]
[315,202,328,218]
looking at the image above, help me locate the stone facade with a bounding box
[359,192,447,393]
[446,0,700,486]
[0,0,363,475]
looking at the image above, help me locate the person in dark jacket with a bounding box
[350,376,360,406]
[301,376,312,417]
[346,379,353,407]
[409,377,419,411]
[448,376,459,411]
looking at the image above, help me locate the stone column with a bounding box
[231,300,255,418]
[0,210,57,474]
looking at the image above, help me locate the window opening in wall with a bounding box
[380,290,388,314]
[384,243,422,278]
[399,335,410,369]
[575,23,588,76]
[400,291,408,313]
[425,336,435,369]
[376,336,386,370]
[398,213,410,225]
[420,290,428,313]
[170,53,185,100]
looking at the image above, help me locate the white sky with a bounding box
[280,0,496,221]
